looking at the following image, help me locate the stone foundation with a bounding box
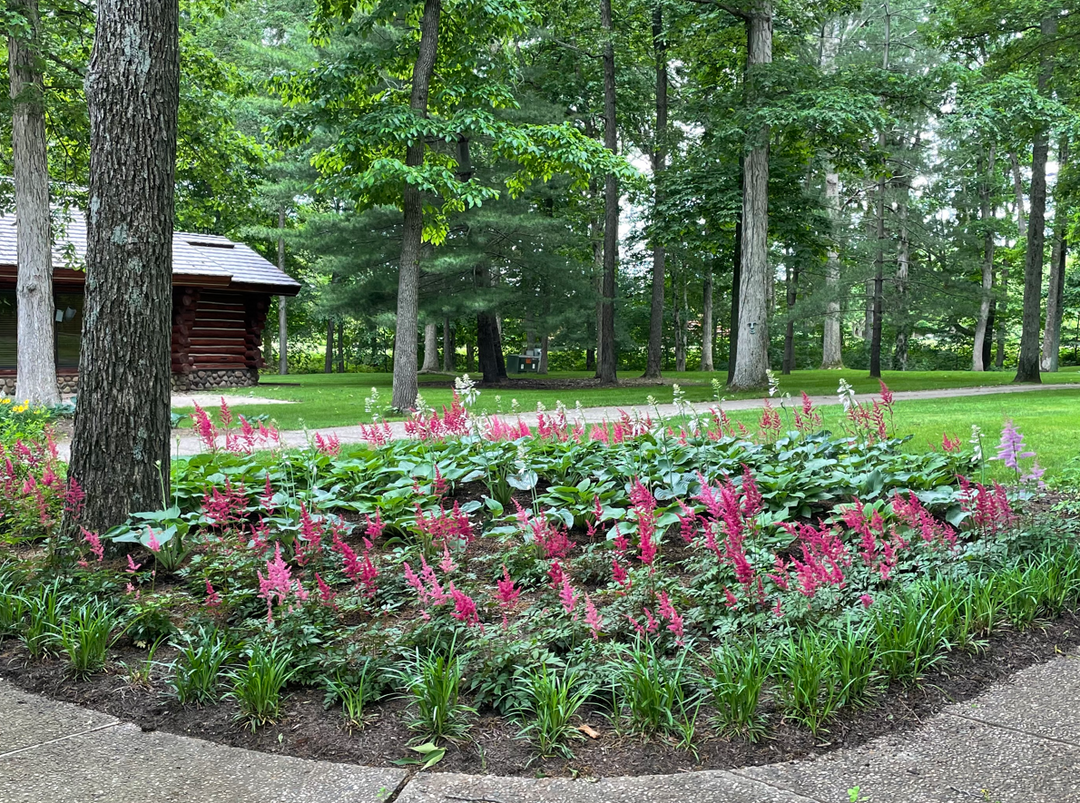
[1,369,260,397]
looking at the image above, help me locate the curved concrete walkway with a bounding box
[50,381,1080,461]
[3,646,1079,802]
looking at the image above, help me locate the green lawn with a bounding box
[712,388,1080,479]
[182,366,1080,430]
[178,368,1080,480]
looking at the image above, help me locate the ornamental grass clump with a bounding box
[872,589,950,684]
[618,640,695,736]
[325,661,378,731]
[395,648,475,742]
[772,632,843,736]
[58,600,121,678]
[704,640,769,741]
[169,626,236,705]
[515,665,595,758]
[227,640,299,731]
[21,581,68,659]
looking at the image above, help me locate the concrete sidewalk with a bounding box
[3,648,1079,803]
[50,381,1080,461]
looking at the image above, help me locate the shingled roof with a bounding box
[0,212,301,296]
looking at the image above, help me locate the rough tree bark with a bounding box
[700,265,714,371]
[869,3,890,379]
[597,0,619,385]
[782,261,797,374]
[69,0,178,531]
[1041,137,1069,372]
[391,0,441,410]
[1015,13,1056,384]
[442,316,454,372]
[324,319,333,373]
[539,334,549,374]
[893,165,911,370]
[821,166,844,369]
[336,320,345,373]
[277,206,288,375]
[643,1,668,380]
[673,269,686,372]
[729,0,772,391]
[727,211,742,384]
[999,152,1026,368]
[420,322,439,372]
[9,0,59,407]
[973,147,996,371]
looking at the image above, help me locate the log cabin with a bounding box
[0,212,301,394]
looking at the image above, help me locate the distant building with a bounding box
[0,212,300,394]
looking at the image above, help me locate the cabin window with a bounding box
[0,291,14,370]
[0,290,85,372]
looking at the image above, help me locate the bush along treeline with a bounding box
[1,384,1076,759]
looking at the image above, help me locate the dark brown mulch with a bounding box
[1,612,1076,778]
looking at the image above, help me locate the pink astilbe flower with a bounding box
[740,465,763,516]
[656,591,685,646]
[313,431,341,456]
[439,541,457,574]
[204,581,222,607]
[611,557,630,591]
[81,527,104,563]
[126,555,142,573]
[547,560,565,590]
[314,572,338,608]
[586,495,604,539]
[559,574,579,618]
[942,433,962,452]
[364,510,385,541]
[584,595,603,640]
[724,587,738,608]
[257,543,293,623]
[260,473,276,513]
[191,403,219,451]
[642,607,660,633]
[200,479,248,526]
[146,529,161,553]
[494,565,521,610]
[860,594,874,608]
[358,420,393,447]
[676,500,699,544]
[891,491,956,549]
[758,400,782,441]
[448,583,480,626]
[295,503,325,567]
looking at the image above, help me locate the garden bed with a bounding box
[1,611,1077,776]
[2,385,1078,777]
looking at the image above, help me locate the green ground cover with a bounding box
[181,368,1080,431]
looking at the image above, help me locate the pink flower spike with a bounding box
[126,555,142,574]
[81,527,104,563]
[146,529,161,553]
[204,580,222,607]
[860,594,874,608]
[584,594,603,640]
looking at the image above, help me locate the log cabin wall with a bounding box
[170,289,269,390]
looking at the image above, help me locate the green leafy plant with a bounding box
[21,581,68,659]
[830,623,878,707]
[325,661,378,731]
[704,640,770,741]
[227,640,299,731]
[618,640,696,736]
[58,600,122,678]
[773,632,843,735]
[514,665,595,759]
[395,648,475,742]
[872,589,950,684]
[169,626,236,705]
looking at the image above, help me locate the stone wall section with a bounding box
[1,368,259,397]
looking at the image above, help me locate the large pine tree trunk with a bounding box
[442,316,454,372]
[1041,137,1069,372]
[673,269,686,372]
[391,0,441,410]
[9,0,59,407]
[893,167,911,370]
[1015,13,1056,384]
[727,209,742,383]
[869,9,890,379]
[277,206,288,375]
[729,1,772,391]
[420,322,439,372]
[700,265,714,371]
[643,2,667,380]
[973,148,996,371]
[324,319,333,373]
[821,166,844,369]
[69,0,178,532]
[597,0,619,385]
[999,153,1026,368]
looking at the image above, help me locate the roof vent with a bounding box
[186,240,235,249]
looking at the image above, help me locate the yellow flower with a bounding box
[0,398,10,405]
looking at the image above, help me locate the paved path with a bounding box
[51,381,1080,460]
[3,648,1079,802]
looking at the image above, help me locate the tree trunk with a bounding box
[465,335,474,372]
[1015,13,1056,384]
[700,265,714,371]
[727,208,743,383]
[585,348,595,371]
[391,0,441,410]
[442,316,454,372]
[336,320,345,373]
[477,311,499,383]
[323,319,333,372]
[869,6,890,379]
[821,166,844,369]
[973,147,996,371]
[729,1,772,391]
[893,166,911,370]
[69,0,178,532]
[999,152,1026,368]
[9,0,59,407]
[673,268,686,372]
[597,0,619,385]
[782,261,796,374]
[1041,137,1069,372]
[277,206,288,375]
[420,322,439,372]
[643,2,667,380]
[539,334,549,374]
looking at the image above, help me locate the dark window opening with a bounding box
[0,289,85,371]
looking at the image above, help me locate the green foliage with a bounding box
[58,600,120,678]
[772,632,844,736]
[704,641,770,741]
[21,581,69,659]
[514,665,595,759]
[394,648,476,742]
[169,627,237,705]
[227,640,300,730]
[617,640,696,736]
